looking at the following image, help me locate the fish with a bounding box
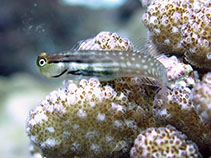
[37,50,168,109]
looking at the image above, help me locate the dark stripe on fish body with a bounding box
[48,59,95,64]
[47,52,110,64]
[67,69,114,77]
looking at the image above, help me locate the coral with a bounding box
[26,78,140,158]
[142,0,190,55]
[181,3,211,69]
[158,55,195,87]
[167,85,194,111]
[160,85,211,154]
[77,31,134,51]
[130,125,201,158]
[191,72,211,124]
[103,77,164,117]
[142,0,211,70]
[104,76,211,155]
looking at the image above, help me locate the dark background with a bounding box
[0,0,143,77]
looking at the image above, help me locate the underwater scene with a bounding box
[0,0,210,157]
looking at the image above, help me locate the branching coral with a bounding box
[26,78,140,158]
[191,72,211,124]
[130,125,201,158]
[142,0,211,70]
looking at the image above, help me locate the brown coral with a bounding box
[77,31,134,51]
[142,0,191,55]
[130,125,201,158]
[161,85,211,155]
[181,3,211,69]
[191,72,211,124]
[142,0,211,70]
[103,76,211,155]
[26,78,139,158]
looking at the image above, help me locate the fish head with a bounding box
[37,52,67,78]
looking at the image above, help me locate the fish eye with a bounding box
[39,58,46,67]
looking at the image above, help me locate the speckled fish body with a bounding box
[37,50,168,109]
[37,50,167,85]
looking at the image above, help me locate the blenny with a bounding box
[37,50,168,108]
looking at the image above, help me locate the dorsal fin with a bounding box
[71,39,91,50]
[131,37,161,58]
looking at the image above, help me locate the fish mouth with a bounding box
[52,69,68,78]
